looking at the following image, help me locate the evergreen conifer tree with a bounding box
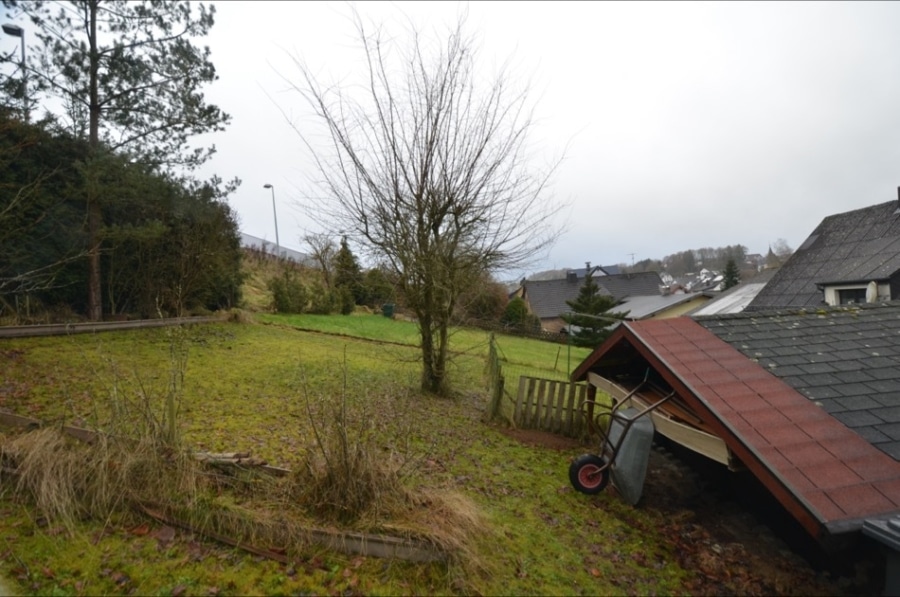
[561,264,629,348]
[7,0,231,320]
[333,236,364,304]
[723,258,740,290]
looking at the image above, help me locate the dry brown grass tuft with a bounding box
[2,324,199,530]
[382,486,488,581]
[2,427,199,530]
[225,308,254,324]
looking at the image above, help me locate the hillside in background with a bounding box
[239,248,321,313]
[523,240,794,282]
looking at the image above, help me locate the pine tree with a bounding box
[561,264,629,348]
[333,237,364,304]
[8,1,230,320]
[723,259,741,290]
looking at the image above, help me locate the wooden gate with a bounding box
[513,376,589,438]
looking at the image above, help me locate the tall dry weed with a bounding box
[288,357,487,568]
[1,322,197,529]
[2,427,198,530]
[291,367,416,523]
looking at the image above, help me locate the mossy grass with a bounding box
[0,316,833,595]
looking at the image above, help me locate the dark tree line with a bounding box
[0,111,242,320]
[269,236,395,316]
[624,241,794,278]
[662,245,748,276]
[1,0,232,321]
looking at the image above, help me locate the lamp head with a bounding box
[2,24,23,37]
[263,183,273,189]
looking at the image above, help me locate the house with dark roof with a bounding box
[520,270,665,332]
[570,301,900,545]
[747,196,900,311]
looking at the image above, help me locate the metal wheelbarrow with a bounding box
[569,377,675,504]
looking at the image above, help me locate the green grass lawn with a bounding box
[260,311,588,380]
[0,316,820,595]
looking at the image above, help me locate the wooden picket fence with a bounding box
[513,376,589,438]
[483,333,590,438]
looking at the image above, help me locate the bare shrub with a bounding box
[291,376,415,524]
[287,362,487,568]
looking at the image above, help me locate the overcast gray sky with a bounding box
[52,2,900,276]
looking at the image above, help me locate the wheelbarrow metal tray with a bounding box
[607,406,654,506]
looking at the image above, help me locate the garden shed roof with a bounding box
[571,310,900,539]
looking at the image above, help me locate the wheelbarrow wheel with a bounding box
[569,454,610,494]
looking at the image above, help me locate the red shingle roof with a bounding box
[572,317,900,537]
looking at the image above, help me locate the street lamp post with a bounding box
[2,23,26,123]
[263,183,280,259]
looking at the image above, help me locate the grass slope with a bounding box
[0,317,839,595]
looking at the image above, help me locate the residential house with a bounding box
[747,197,900,311]
[744,253,765,271]
[519,268,664,333]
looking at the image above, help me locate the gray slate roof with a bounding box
[614,292,700,319]
[696,301,900,460]
[598,271,664,300]
[523,271,663,319]
[522,277,584,319]
[747,200,900,310]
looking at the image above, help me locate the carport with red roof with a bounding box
[571,313,900,539]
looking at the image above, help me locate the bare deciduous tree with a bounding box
[285,12,563,395]
[772,238,794,260]
[304,232,337,289]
